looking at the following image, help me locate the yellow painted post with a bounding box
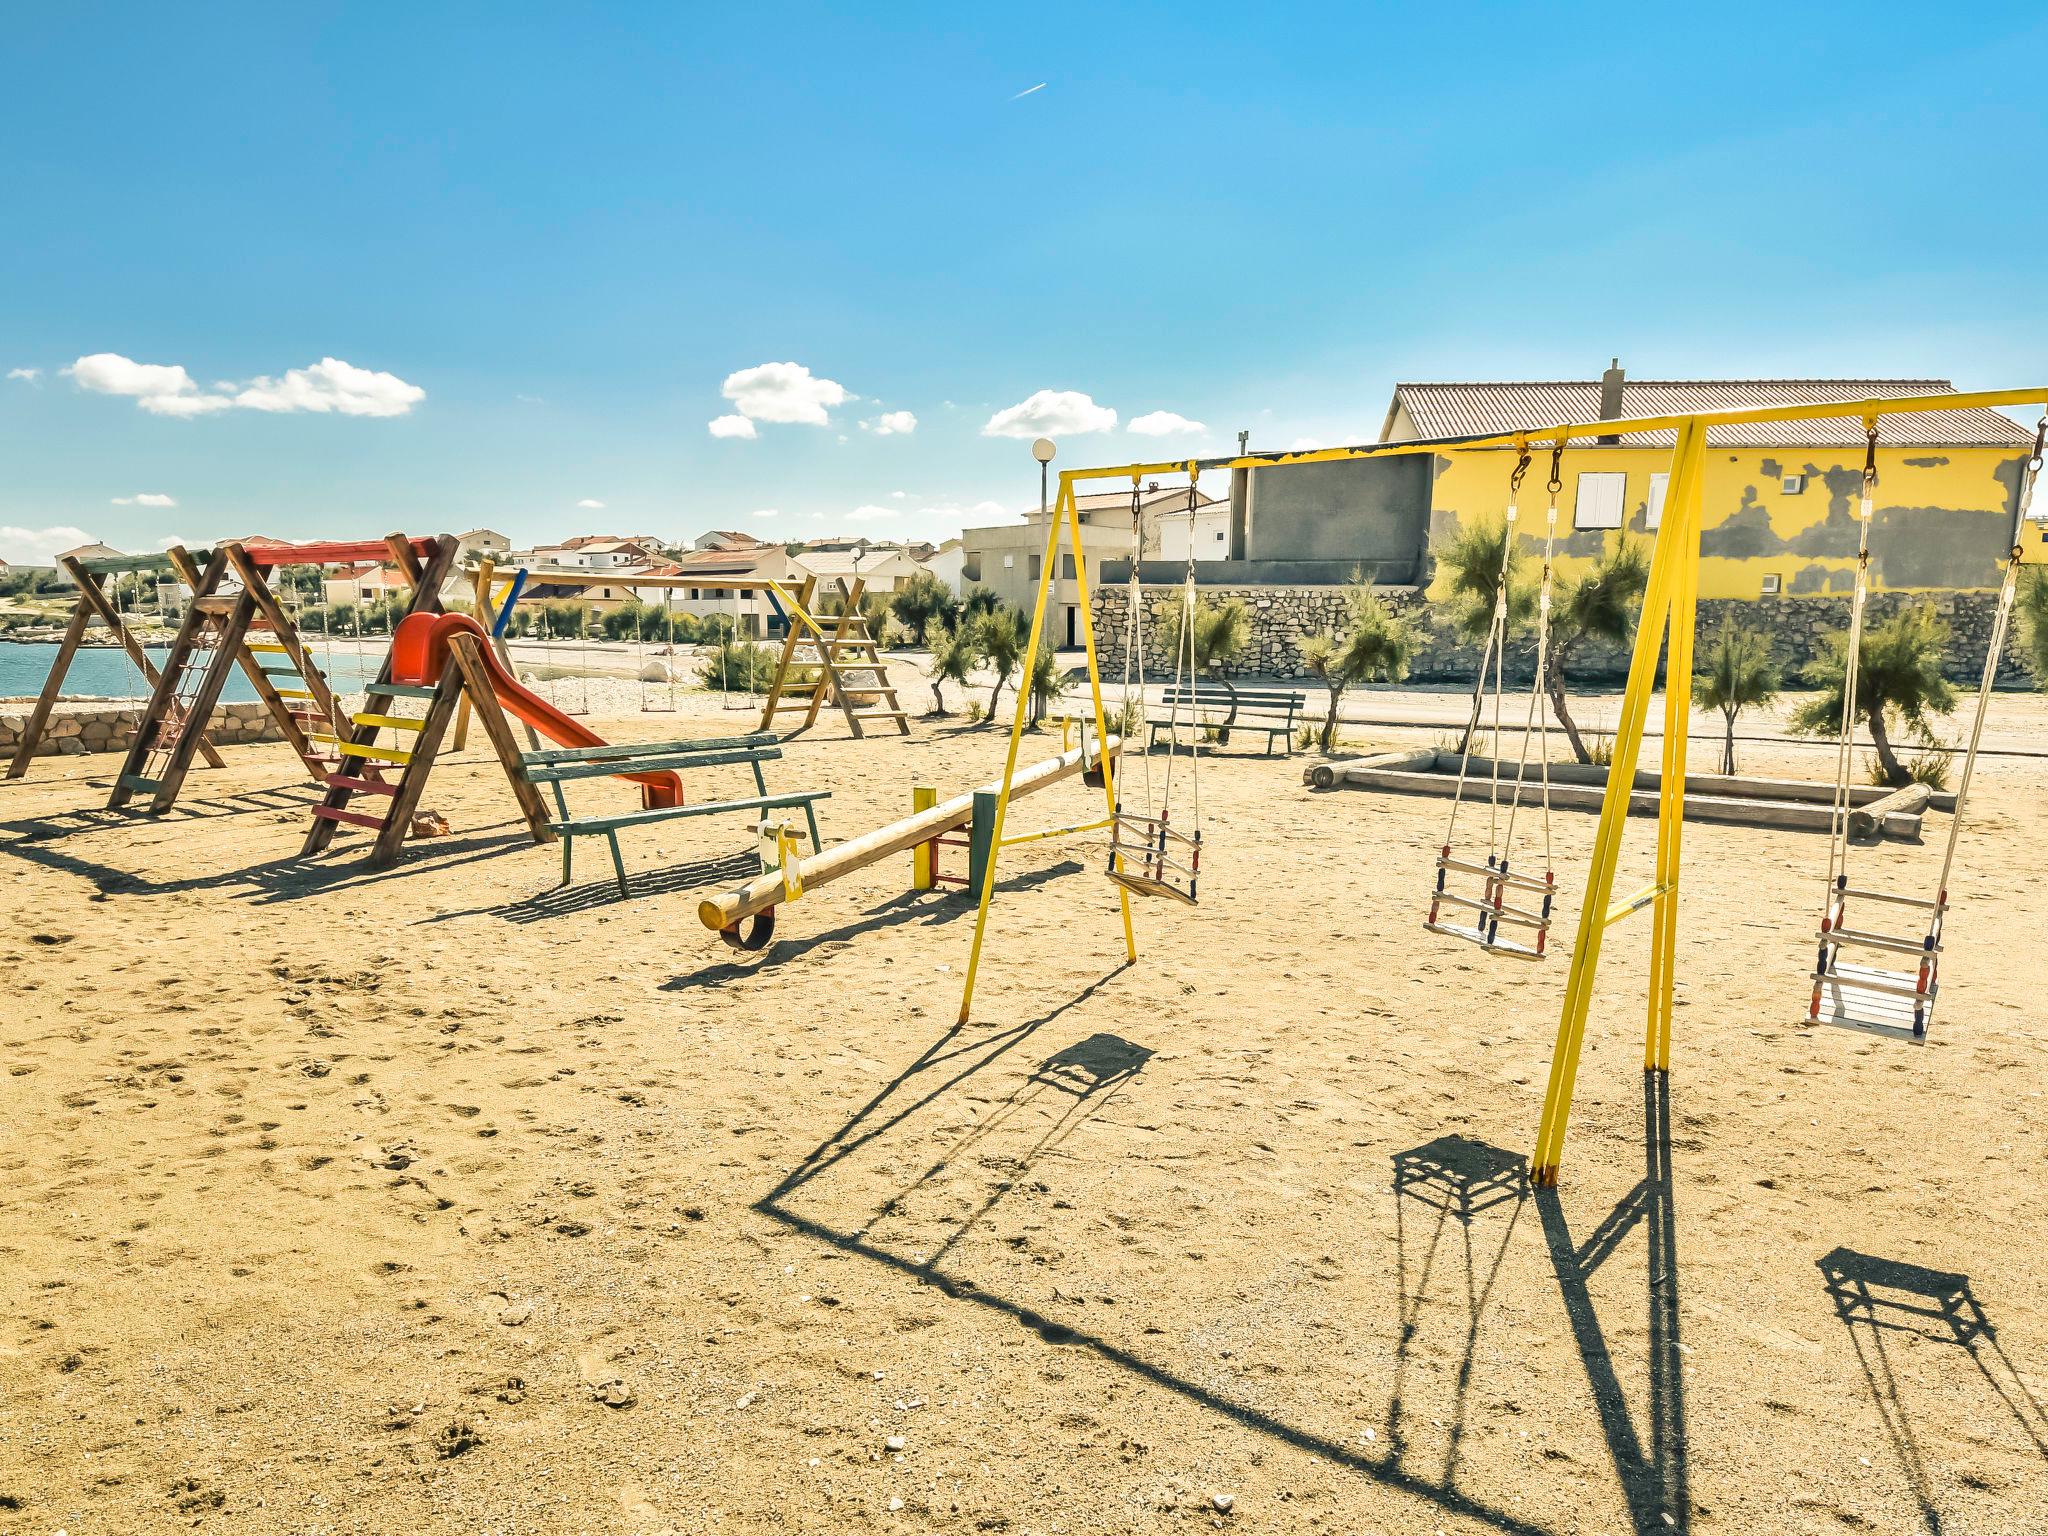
[1062,469,1137,963]
[956,480,1076,1024]
[912,785,936,889]
[1646,435,1708,1072]
[1530,419,1707,1185]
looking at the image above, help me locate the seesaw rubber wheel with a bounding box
[719,909,776,952]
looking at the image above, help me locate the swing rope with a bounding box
[1119,476,1155,816]
[1427,440,1561,958]
[1821,422,1881,920]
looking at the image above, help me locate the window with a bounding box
[1215,529,1226,541]
[1646,472,1668,530]
[1061,553,1075,580]
[1761,572,1782,595]
[1002,554,1015,570]
[1029,553,1042,580]
[1574,471,1627,530]
[1780,473,1806,495]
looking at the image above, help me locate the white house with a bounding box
[925,537,965,594]
[793,543,928,599]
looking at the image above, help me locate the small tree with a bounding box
[1546,536,1651,764]
[976,605,1029,721]
[1297,585,1417,752]
[1696,618,1781,775]
[1026,636,1071,726]
[960,586,1001,625]
[923,617,979,715]
[2018,567,2048,685]
[1433,516,1536,751]
[891,572,959,638]
[1792,603,1957,787]
[1160,596,1252,741]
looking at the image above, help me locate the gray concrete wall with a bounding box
[1092,583,2039,689]
[1235,456,1434,581]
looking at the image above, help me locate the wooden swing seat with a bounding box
[1106,867,1198,906]
[1424,918,1544,961]
[1812,960,1936,1043]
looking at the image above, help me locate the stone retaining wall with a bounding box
[0,699,286,761]
[1091,585,2037,688]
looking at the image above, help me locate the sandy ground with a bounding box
[3,686,2047,1536]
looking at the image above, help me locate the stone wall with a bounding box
[1091,585,2038,689]
[0,699,286,761]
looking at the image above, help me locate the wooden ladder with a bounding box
[757,576,909,738]
[108,550,257,812]
[301,629,550,867]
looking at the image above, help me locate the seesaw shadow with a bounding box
[1818,1247,2048,1533]
[753,1007,1556,1536]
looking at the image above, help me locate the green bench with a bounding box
[518,732,827,897]
[1150,685,1306,757]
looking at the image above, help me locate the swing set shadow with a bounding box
[755,1010,1570,1536]
[1817,1247,2048,1534]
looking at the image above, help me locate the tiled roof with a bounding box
[1385,379,2036,449]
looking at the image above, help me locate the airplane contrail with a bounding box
[1011,82,1046,100]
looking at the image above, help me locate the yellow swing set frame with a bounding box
[957,386,2047,1185]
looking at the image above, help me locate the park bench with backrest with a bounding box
[518,732,827,896]
[1149,685,1305,757]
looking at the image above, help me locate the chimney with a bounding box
[1597,358,1625,445]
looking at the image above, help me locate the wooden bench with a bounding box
[519,732,828,896]
[1148,686,1305,757]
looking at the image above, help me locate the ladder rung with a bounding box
[259,665,305,678]
[118,774,161,795]
[325,774,397,796]
[274,688,315,699]
[351,713,424,732]
[854,709,910,720]
[311,806,387,830]
[366,682,438,700]
[247,642,289,653]
[1432,889,1548,927]
[310,735,413,764]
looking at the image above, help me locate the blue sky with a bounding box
[4,2,2046,563]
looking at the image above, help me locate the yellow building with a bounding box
[1385,369,2037,599]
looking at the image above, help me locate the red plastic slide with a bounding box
[391,612,681,810]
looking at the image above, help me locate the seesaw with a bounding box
[695,734,1119,950]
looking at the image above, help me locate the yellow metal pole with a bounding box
[1063,468,1137,962]
[912,785,936,889]
[1646,434,1708,1072]
[1530,419,1707,1185]
[956,480,1074,1023]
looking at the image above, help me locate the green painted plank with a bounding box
[553,790,828,837]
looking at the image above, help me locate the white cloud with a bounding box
[6,367,39,383]
[720,361,852,426]
[982,389,1117,438]
[890,490,909,499]
[863,410,917,436]
[749,508,779,519]
[846,505,896,522]
[708,414,759,439]
[577,498,606,509]
[66,351,422,418]
[1128,410,1207,437]
[0,524,96,563]
[111,493,177,507]
[234,356,424,417]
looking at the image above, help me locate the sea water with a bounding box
[0,641,390,704]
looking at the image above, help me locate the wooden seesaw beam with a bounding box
[696,735,1120,933]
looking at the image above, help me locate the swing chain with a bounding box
[1545,442,1564,498]
[1862,421,1879,492]
[1508,442,1532,497]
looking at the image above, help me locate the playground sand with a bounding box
[4,693,2047,1536]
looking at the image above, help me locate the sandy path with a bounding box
[2,694,2045,1535]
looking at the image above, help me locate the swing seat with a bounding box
[1426,849,1557,961]
[1105,866,1199,907]
[1809,886,1942,1042]
[1811,961,1937,1043]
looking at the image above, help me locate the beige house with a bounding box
[960,485,1222,646]
[794,544,927,598]
[656,545,815,638]
[321,564,413,606]
[456,528,510,564]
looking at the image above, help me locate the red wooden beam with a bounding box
[239,537,441,568]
